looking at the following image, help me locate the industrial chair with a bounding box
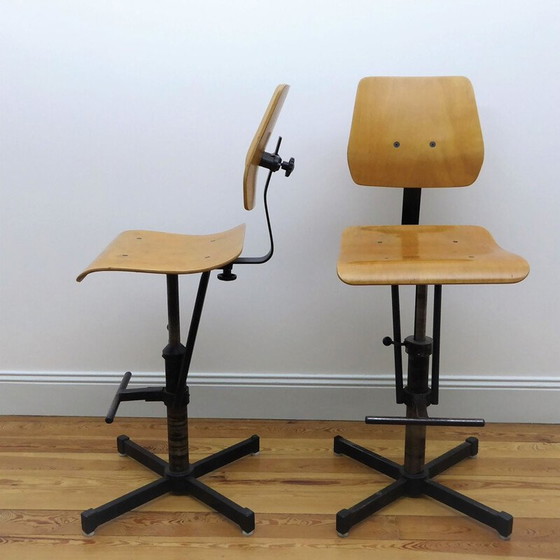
[334,77,529,538]
[77,85,294,536]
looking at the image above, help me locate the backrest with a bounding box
[243,84,290,210]
[347,77,484,188]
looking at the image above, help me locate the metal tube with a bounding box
[366,416,485,427]
[431,285,442,405]
[166,275,181,346]
[391,285,405,403]
[414,285,428,341]
[164,275,189,471]
[404,407,427,474]
[173,271,211,403]
[404,284,431,473]
[401,188,422,225]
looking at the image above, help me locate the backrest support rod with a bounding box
[166,275,181,346]
[401,188,422,225]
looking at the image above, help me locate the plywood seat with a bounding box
[77,84,291,285]
[77,225,245,281]
[338,224,529,285]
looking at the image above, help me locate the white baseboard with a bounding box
[1,371,559,423]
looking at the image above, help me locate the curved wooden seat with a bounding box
[77,85,290,285]
[338,225,529,285]
[77,225,245,281]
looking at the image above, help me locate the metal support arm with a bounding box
[218,136,295,281]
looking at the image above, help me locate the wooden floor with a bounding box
[1,416,559,559]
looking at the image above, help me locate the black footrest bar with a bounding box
[105,372,132,423]
[365,416,485,427]
[105,372,166,424]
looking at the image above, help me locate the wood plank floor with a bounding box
[0,416,559,559]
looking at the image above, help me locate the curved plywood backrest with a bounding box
[347,77,484,188]
[243,84,289,210]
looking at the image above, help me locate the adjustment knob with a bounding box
[281,157,295,177]
[218,266,237,281]
[382,336,394,346]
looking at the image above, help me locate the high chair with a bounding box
[334,77,529,538]
[77,85,294,536]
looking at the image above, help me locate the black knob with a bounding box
[218,266,237,281]
[281,157,295,177]
[382,336,393,346]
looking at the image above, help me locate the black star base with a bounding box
[82,433,259,536]
[334,435,513,539]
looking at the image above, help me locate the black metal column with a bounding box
[404,285,431,474]
[164,274,190,473]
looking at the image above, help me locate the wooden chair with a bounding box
[334,77,529,538]
[77,85,294,536]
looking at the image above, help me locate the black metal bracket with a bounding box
[259,151,295,177]
[402,188,422,225]
[383,335,433,355]
[219,136,295,281]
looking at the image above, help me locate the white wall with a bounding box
[1,0,559,421]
